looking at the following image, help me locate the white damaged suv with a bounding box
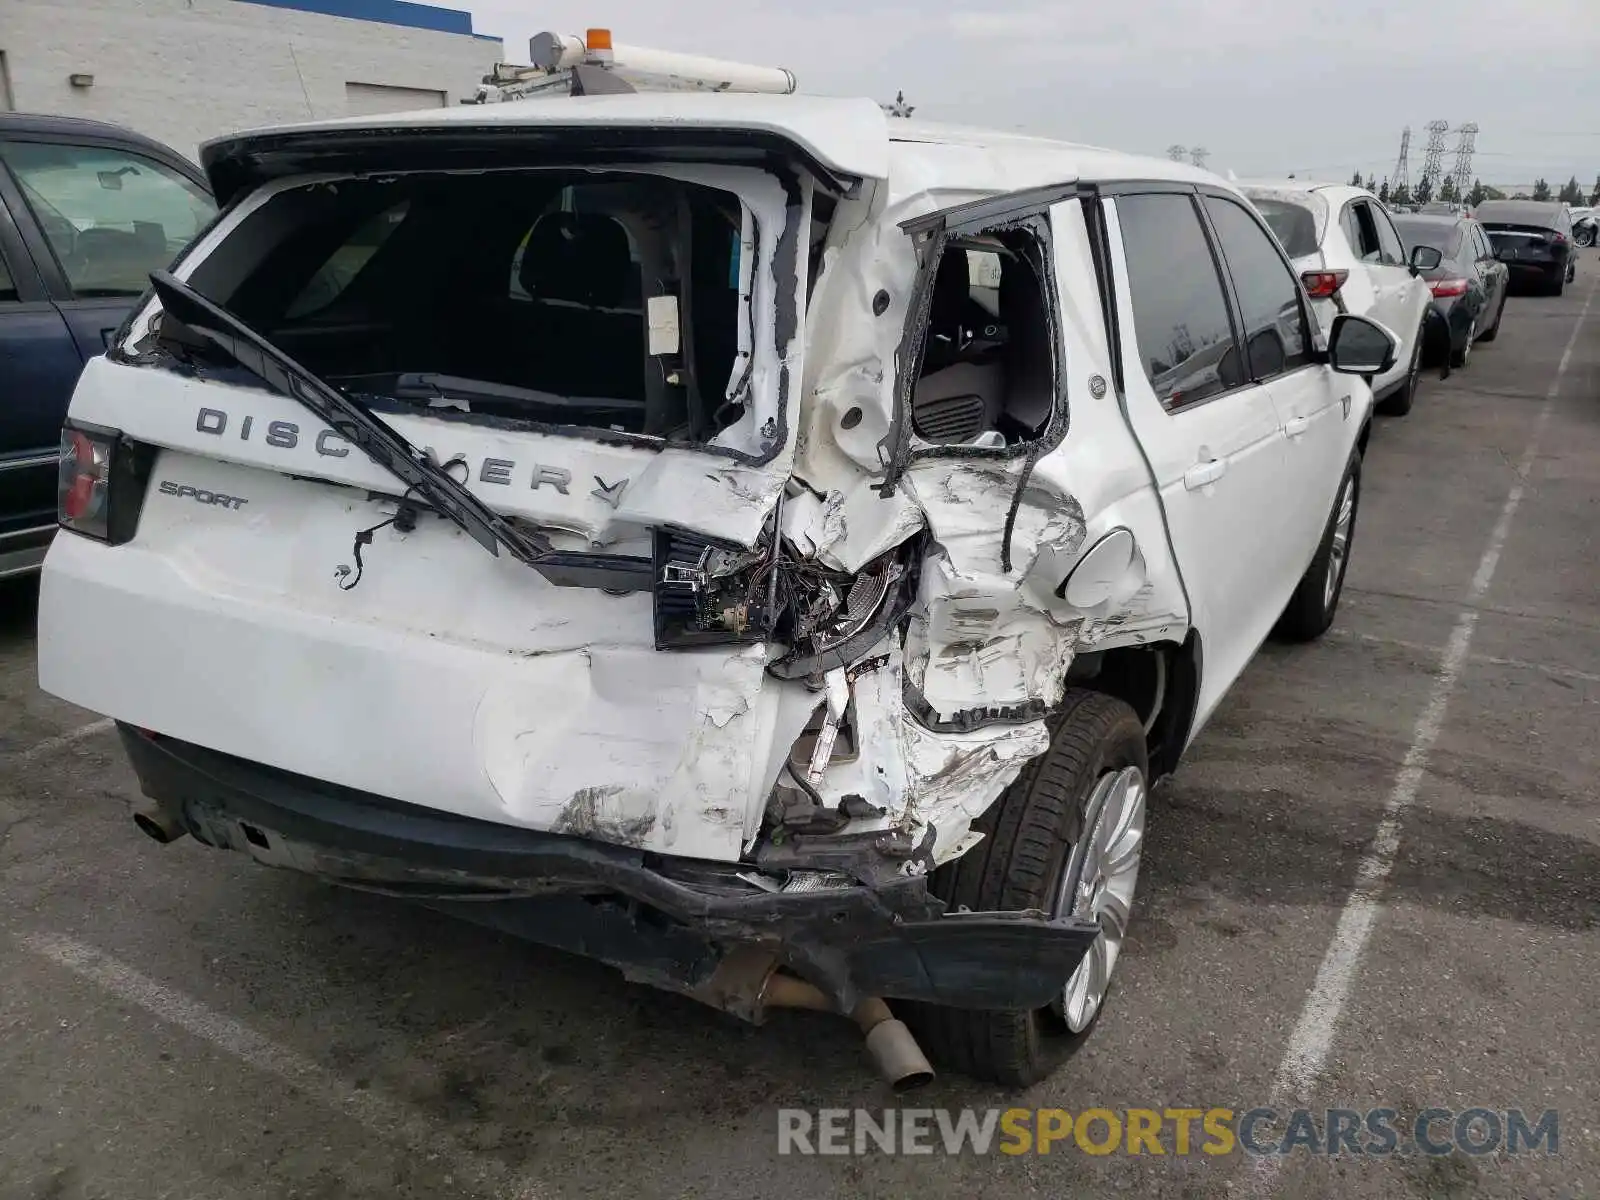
[38,91,1397,1087]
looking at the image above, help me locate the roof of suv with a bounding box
[199,92,1220,197]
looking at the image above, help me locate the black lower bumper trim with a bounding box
[117,726,1100,1012]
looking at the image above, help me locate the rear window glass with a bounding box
[1393,219,1463,258]
[181,171,753,443]
[1250,198,1321,258]
[1474,200,1562,229]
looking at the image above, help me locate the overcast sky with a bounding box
[461,0,1600,190]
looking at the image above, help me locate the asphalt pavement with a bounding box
[1,269,1596,1200]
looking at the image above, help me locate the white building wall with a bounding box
[0,0,502,162]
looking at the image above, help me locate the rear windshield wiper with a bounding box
[146,270,549,567]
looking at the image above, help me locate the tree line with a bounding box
[1347,170,1600,208]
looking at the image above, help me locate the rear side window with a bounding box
[284,201,409,319]
[1251,198,1320,258]
[1340,202,1383,263]
[1371,206,1407,265]
[907,228,1055,446]
[1202,195,1312,379]
[0,140,215,297]
[1116,192,1239,410]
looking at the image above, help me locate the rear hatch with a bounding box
[1483,223,1567,264]
[38,100,889,862]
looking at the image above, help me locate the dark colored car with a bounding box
[1392,214,1509,368]
[0,113,216,580]
[1475,199,1576,296]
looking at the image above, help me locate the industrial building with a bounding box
[0,0,503,161]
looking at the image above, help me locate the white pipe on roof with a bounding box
[528,30,797,94]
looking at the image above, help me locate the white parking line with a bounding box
[7,718,115,764]
[18,931,547,1200]
[1252,277,1597,1186]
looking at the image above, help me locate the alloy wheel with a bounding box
[1054,766,1147,1033]
[1324,473,1356,609]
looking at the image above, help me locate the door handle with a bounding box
[1283,416,1309,439]
[1183,457,1227,490]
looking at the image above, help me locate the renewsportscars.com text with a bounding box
[777,1107,1559,1157]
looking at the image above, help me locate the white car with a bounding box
[1240,182,1439,415]
[37,63,1397,1089]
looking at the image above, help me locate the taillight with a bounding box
[1300,269,1349,299]
[1551,231,1567,246]
[1429,277,1469,297]
[57,420,153,544]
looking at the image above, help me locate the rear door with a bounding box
[1101,185,1303,726]
[880,185,1192,718]
[1348,199,1417,389]
[1199,190,1349,576]
[0,176,78,560]
[1470,224,1508,313]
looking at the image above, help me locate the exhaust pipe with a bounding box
[760,972,935,1092]
[131,798,188,844]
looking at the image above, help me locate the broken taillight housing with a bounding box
[57,420,153,544]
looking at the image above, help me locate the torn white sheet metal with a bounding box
[476,643,779,860]
[899,715,1053,865]
[808,644,912,823]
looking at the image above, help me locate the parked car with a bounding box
[36,86,1398,1088]
[1391,214,1509,368]
[1240,181,1438,416]
[1476,199,1576,295]
[0,113,216,580]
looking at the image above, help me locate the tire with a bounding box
[909,690,1149,1087]
[1548,270,1566,297]
[1449,315,1476,368]
[1376,319,1425,416]
[1577,226,1597,249]
[1275,450,1361,642]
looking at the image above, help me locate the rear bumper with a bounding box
[118,725,1100,1013]
[1428,297,1474,348]
[1504,261,1563,276]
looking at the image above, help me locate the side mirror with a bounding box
[1327,313,1398,377]
[1409,245,1442,273]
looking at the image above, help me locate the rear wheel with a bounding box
[1576,224,1597,249]
[1376,319,1425,416]
[911,690,1149,1087]
[1275,450,1361,642]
